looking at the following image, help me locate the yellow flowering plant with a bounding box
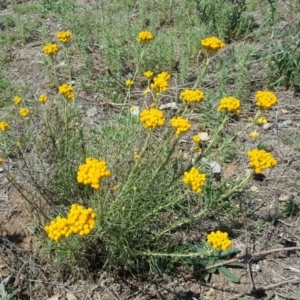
[6,23,283,284]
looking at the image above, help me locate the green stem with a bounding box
[153,208,208,239]
[135,250,211,258]
[63,45,72,84]
[114,131,152,201]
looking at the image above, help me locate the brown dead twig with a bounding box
[140,246,300,299]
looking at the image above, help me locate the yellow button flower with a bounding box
[140,108,165,130]
[0,121,8,131]
[247,148,277,174]
[170,116,191,135]
[42,43,59,56]
[38,94,48,104]
[201,36,225,52]
[183,167,206,193]
[138,31,154,44]
[19,108,30,117]
[255,91,277,110]
[207,231,232,251]
[217,97,241,114]
[56,31,73,43]
[180,89,205,103]
[14,96,22,105]
[144,70,154,79]
[59,83,74,101]
[125,79,134,87]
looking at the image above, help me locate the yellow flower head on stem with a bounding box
[44,204,96,243]
[138,30,154,44]
[207,230,232,251]
[42,43,59,56]
[125,79,134,87]
[247,148,278,174]
[144,70,154,79]
[59,83,74,101]
[201,36,225,52]
[56,31,73,43]
[192,134,201,143]
[183,167,206,193]
[0,157,2,163]
[255,91,277,110]
[257,117,268,125]
[140,108,165,130]
[19,108,30,118]
[14,96,22,105]
[249,131,259,138]
[217,97,241,114]
[0,121,9,131]
[170,116,191,135]
[77,157,111,190]
[150,71,171,96]
[38,94,48,104]
[180,89,205,104]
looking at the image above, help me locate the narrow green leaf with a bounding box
[227,262,245,268]
[218,266,240,283]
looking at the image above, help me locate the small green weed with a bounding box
[193,0,254,41]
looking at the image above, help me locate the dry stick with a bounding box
[145,246,300,298]
[227,279,300,300]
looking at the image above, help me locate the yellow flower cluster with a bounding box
[56,31,73,43]
[59,83,74,101]
[19,108,30,117]
[247,149,278,174]
[183,167,206,193]
[180,89,205,103]
[44,204,96,243]
[150,71,171,96]
[77,158,111,190]
[192,134,201,143]
[38,94,48,104]
[14,96,22,105]
[138,30,154,44]
[140,108,165,130]
[249,131,259,138]
[42,43,59,56]
[257,117,268,125]
[0,157,2,163]
[170,116,191,135]
[144,70,154,79]
[217,97,241,114]
[207,231,232,251]
[255,91,278,110]
[0,121,8,131]
[125,79,134,87]
[201,36,225,52]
